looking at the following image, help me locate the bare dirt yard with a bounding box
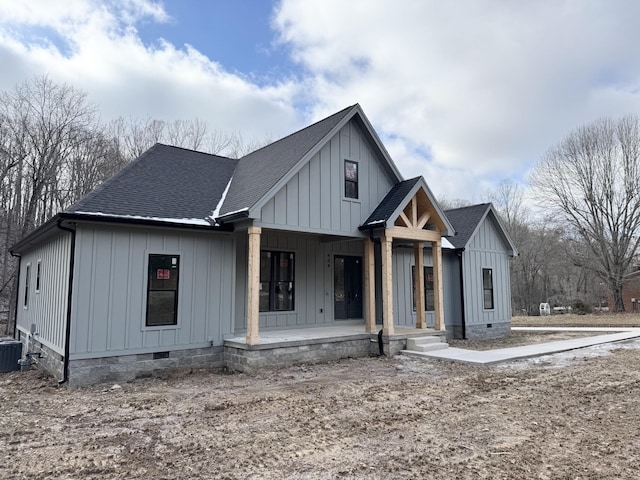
[1,314,640,479]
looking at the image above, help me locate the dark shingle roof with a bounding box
[219,104,357,216]
[361,177,422,228]
[443,203,491,249]
[66,144,237,225]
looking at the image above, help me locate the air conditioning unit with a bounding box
[0,338,22,373]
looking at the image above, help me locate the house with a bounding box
[10,105,516,386]
[608,268,640,313]
[441,204,518,339]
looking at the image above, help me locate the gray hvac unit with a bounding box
[0,338,22,372]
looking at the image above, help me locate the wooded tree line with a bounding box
[441,116,640,315]
[2,75,639,333]
[0,76,263,330]
[487,180,612,315]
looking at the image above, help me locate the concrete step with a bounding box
[406,336,445,350]
[409,342,449,353]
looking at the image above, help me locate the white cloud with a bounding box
[0,0,301,140]
[3,0,640,203]
[274,0,640,200]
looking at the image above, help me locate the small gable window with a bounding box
[344,160,359,199]
[483,268,494,309]
[146,254,180,326]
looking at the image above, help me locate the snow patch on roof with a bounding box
[74,211,212,226]
[442,237,455,249]
[210,177,233,225]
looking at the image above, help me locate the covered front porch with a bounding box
[239,177,455,353]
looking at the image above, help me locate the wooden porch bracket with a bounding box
[246,226,262,345]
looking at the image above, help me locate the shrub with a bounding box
[571,299,592,315]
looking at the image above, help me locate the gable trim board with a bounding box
[11,105,517,385]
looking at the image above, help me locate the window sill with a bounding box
[142,324,180,331]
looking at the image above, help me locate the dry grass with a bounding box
[511,312,640,327]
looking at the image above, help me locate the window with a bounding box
[483,268,494,309]
[23,263,31,308]
[259,251,295,312]
[36,260,42,293]
[146,254,180,326]
[412,266,435,311]
[344,160,358,199]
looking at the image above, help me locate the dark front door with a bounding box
[334,255,363,320]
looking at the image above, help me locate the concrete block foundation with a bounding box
[67,346,225,387]
[18,329,449,386]
[464,322,510,340]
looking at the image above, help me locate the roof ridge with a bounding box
[155,142,236,160]
[444,202,491,213]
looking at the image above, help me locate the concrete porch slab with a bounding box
[224,325,442,350]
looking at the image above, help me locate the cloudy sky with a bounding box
[1,0,639,203]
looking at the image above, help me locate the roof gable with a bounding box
[361,176,455,236]
[66,144,237,225]
[444,203,517,255]
[218,104,404,219]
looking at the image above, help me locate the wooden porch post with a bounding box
[414,242,425,328]
[246,226,262,345]
[364,237,376,333]
[432,238,445,331]
[381,234,394,336]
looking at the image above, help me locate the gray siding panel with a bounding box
[463,216,512,326]
[233,230,365,333]
[258,119,396,236]
[70,225,235,358]
[16,232,72,355]
[392,246,436,328]
[442,252,462,330]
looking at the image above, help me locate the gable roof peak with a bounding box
[218,104,372,218]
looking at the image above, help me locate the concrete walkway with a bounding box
[401,327,640,365]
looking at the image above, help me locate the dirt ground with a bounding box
[0,316,640,480]
[2,319,640,479]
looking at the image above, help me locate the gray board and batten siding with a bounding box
[16,232,72,355]
[460,214,513,336]
[391,246,462,332]
[234,229,365,332]
[69,223,235,360]
[257,119,397,235]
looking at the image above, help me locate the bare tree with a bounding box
[530,116,640,312]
